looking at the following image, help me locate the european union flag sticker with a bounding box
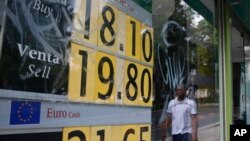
[10,101,41,125]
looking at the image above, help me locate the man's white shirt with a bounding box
[167,97,197,135]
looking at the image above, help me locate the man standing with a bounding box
[164,84,198,141]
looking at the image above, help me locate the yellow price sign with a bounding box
[123,60,141,106]
[116,11,126,55]
[98,1,118,52]
[138,124,151,141]
[94,51,116,104]
[91,126,112,141]
[139,66,153,107]
[123,61,153,106]
[111,126,122,140]
[141,25,154,65]
[63,127,90,141]
[68,0,153,107]
[68,43,96,102]
[121,125,139,141]
[126,16,141,61]
[72,0,99,45]
[63,124,150,141]
[115,58,125,104]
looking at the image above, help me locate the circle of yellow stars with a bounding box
[17,102,34,123]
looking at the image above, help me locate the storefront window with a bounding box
[152,0,219,140]
[0,0,73,94]
[231,26,246,124]
[0,0,223,140]
[244,38,250,124]
[0,0,154,139]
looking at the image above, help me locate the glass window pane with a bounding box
[0,0,74,94]
[152,0,219,140]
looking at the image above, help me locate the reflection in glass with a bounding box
[152,0,219,141]
[0,0,75,94]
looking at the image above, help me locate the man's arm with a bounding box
[162,100,173,141]
[161,113,172,141]
[191,114,198,141]
[166,113,172,128]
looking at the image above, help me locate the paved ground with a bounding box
[163,123,220,141]
[197,122,220,141]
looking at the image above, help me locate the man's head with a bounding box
[176,83,186,101]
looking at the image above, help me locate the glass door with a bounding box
[244,35,250,124]
[231,25,246,124]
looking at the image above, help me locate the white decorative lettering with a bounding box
[47,53,53,63]
[46,66,51,78]
[37,51,46,61]
[40,4,47,14]
[53,57,59,64]
[33,0,41,10]
[17,43,29,57]
[28,64,36,75]
[17,43,60,64]
[27,64,51,79]
[47,8,54,18]
[33,0,54,18]
[57,0,67,6]
[29,50,37,59]
[35,67,42,77]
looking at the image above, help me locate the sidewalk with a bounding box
[198,122,220,141]
[163,122,220,141]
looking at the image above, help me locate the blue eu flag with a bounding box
[10,101,41,125]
